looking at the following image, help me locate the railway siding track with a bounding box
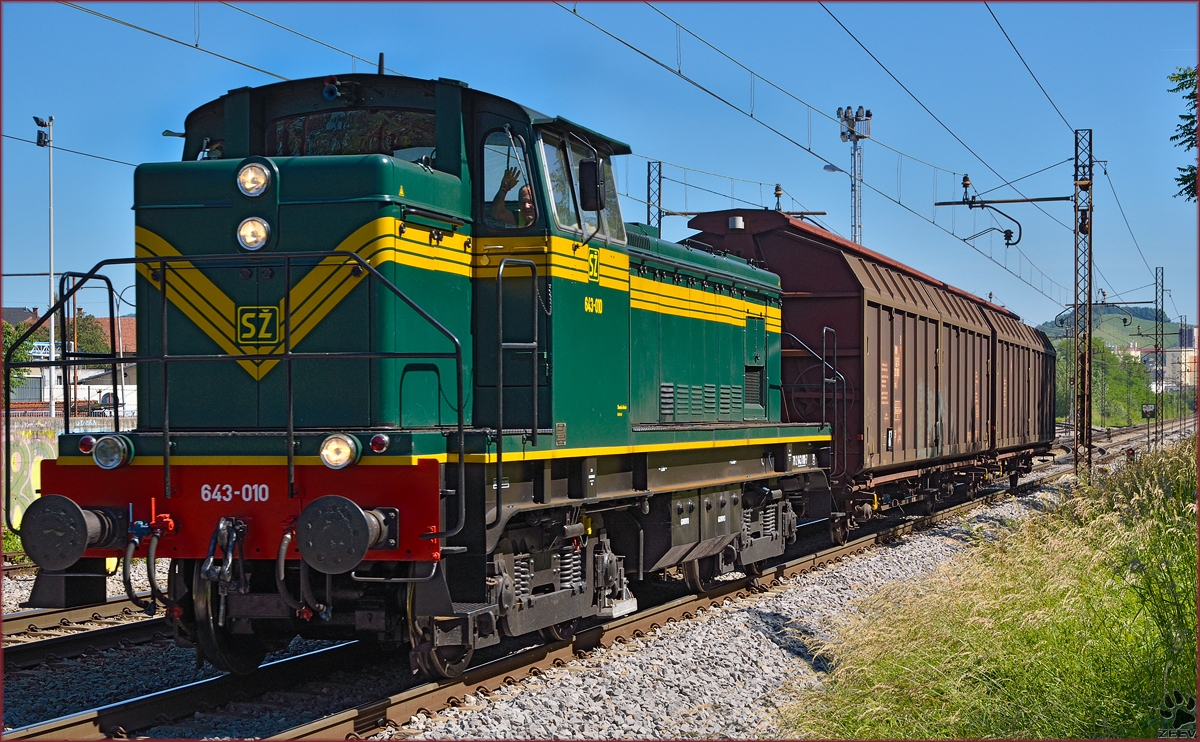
[1,432,1158,741]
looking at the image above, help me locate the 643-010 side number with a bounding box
[200,483,270,502]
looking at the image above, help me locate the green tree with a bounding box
[2,321,34,396]
[1168,66,1196,201]
[29,311,112,365]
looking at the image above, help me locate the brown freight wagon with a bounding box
[687,210,1055,543]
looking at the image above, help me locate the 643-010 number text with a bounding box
[201,483,270,502]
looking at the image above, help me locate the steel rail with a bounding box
[2,594,150,633]
[1,642,370,740]
[2,618,167,670]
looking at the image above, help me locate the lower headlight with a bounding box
[320,433,360,469]
[93,435,134,470]
[237,217,271,251]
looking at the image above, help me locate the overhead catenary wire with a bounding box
[218,3,402,75]
[1099,165,1156,279]
[984,3,1073,133]
[629,153,837,232]
[60,2,289,81]
[559,3,1068,305]
[976,158,1071,196]
[2,134,135,167]
[819,3,1073,235]
[644,2,959,176]
[982,6,1174,315]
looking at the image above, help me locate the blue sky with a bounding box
[2,2,1196,326]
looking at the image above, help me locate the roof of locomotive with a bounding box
[179,73,631,161]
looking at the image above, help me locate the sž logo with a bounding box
[237,306,280,345]
[587,246,600,283]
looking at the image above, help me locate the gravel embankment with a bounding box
[377,486,1070,740]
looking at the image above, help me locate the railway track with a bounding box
[6,433,1159,741]
[2,594,162,671]
[3,552,37,577]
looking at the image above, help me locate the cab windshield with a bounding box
[266,108,436,159]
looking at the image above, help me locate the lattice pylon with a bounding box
[1073,129,1094,474]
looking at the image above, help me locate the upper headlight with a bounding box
[93,435,134,470]
[237,217,271,251]
[320,434,360,469]
[236,163,270,197]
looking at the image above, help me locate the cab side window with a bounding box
[563,139,625,243]
[540,133,580,231]
[483,130,538,230]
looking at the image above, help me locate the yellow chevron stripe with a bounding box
[137,218,473,381]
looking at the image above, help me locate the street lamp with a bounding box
[34,115,55,417]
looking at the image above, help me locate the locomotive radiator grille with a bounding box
[659,383,675,418]
[703,384,717,417]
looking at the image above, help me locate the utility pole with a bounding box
[34,115,55,418]
[1073,129,1094,474]
[1154,267,1164,448]
[837,106,871,244]
[646,161,662,232]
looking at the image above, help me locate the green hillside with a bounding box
[1036,306,1184,350]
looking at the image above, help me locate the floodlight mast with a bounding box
[835,105,871,244]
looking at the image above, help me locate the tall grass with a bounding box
[778,438,1197,739]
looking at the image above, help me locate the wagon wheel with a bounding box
[740,559,765,577]
[920,495,935,517]
[192,561,269,675]
[407,587,474,679]
[538,617,579,643]
[829,517,848,546]
[682,555,719,593]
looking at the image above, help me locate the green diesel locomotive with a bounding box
[13,72,832,677]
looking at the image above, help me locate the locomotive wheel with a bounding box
[682,555,718,593]
[538,617,579,643]
[407,587,474,680]
[192,562,269,675]
[410,616,474,679]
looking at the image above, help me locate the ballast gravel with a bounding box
[2,559,169,615]
[375,485,1070,740]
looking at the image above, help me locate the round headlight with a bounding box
[237,217,271,251]
[320,434,360,469]
[236,163,270,197]
[93,435,134,470]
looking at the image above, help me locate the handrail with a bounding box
[781,331,848,481]
[489,258,540,529]
[4,251,467,544]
